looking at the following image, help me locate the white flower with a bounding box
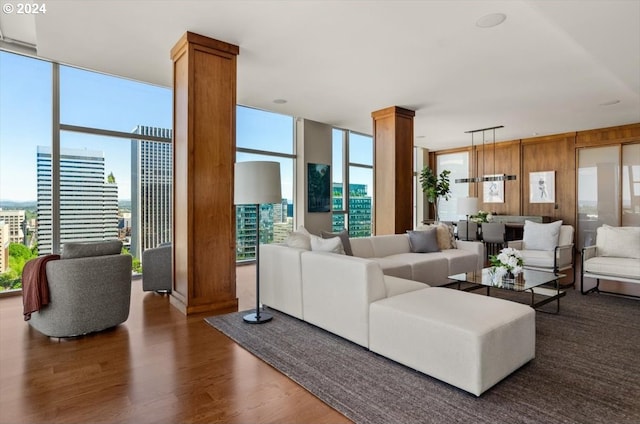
[490,247,524,276]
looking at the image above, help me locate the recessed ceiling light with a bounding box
[476,13,507,28]
[599,99,620,106]
[273,99,287,104]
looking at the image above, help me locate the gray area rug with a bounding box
[205,289,640,424]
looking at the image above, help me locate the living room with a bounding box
[1,1,639,423]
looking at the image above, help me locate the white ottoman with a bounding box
[369,287,535,396]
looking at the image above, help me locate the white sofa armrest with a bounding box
[555,243,574,270]
[301,252,387,348]
[455,240,484,271]
[259,244,306,319]
[581,245,597,262]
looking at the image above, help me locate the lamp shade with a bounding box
[234,161,282,205]
[457,197,479,216]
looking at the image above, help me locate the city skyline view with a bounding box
[0,51,313,204]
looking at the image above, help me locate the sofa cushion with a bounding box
[310,235,345,254]
[350,237,375,258]
[369,234,411,257]
[385,253,449,286]
[321,229,353,256]
[286,231,311,250]
[368,257,413,280]
[408,229,440,253]
[438,249,480,276]
[426,223,456,250]
[596,225,640,259]
[523,220,562,251]
[61,240,122,259]
[584,256,640,280]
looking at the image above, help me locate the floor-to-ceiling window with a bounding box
[437,151,470,222]
[332,129,373,237]
[577,143,640,249]
[0,51,51,292]
[0,50,172,291]
[235,106,295,261]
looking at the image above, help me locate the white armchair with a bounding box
[508,221,574,288]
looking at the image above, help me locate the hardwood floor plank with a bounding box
[0,267,350,424]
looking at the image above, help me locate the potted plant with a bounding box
[419,166,451,222]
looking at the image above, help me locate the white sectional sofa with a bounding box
[260,232,484,320]
[259,233,535,396]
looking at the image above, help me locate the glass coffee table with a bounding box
[447,268,566,313]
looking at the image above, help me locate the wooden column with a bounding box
[371,106,415,235]
[170,32,239,315]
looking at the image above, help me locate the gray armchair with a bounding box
[142,243,172,293]
[28,240,132,338]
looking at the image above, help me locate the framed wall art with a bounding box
[529,171,555,203]
[307,163,331,212]
[483,175,505,203]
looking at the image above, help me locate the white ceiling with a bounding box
[1,0,639,150]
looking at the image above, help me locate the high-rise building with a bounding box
[37,146,119,254]
[235,200,290,261]
[0,209,25,244]
[0,221,9,273]
[332,183,372,237]
[130,126,173,258]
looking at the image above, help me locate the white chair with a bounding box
[508,221,575,288]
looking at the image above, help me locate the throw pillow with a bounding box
[61,240,123,259]
[297,225,311,236]
[407,228,440,253]
[523,220,563,251]
[321,229,353,256]
[430,223,456,250]
[286,231,311,250]
[596,224,640,259]
[310,235,345,254]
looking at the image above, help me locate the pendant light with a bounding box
[455,125,516,183]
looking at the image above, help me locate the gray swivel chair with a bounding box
[142,243,172,293]
[28,240,132,338]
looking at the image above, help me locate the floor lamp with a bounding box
[457,197,478,240]
[234,161,282,324]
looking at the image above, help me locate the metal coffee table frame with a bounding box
[447,268,566,314]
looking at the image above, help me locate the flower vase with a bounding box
[502,271,516,285]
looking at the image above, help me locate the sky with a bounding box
[0,50,301,203]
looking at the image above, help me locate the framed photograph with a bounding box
[307,163,331,212]
[529,171,555,203]
[483,175,504,203]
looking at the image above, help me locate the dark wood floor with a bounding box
[0,265,350,424]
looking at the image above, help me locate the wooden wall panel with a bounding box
[576,123,640,147]
[476,141,521,215]
[521,134,576,227]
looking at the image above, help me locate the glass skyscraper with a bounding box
[130,126,173,258]
[332,182,372,237]
[37,146,119,254]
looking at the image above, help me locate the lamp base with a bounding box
[243,311,273,324]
